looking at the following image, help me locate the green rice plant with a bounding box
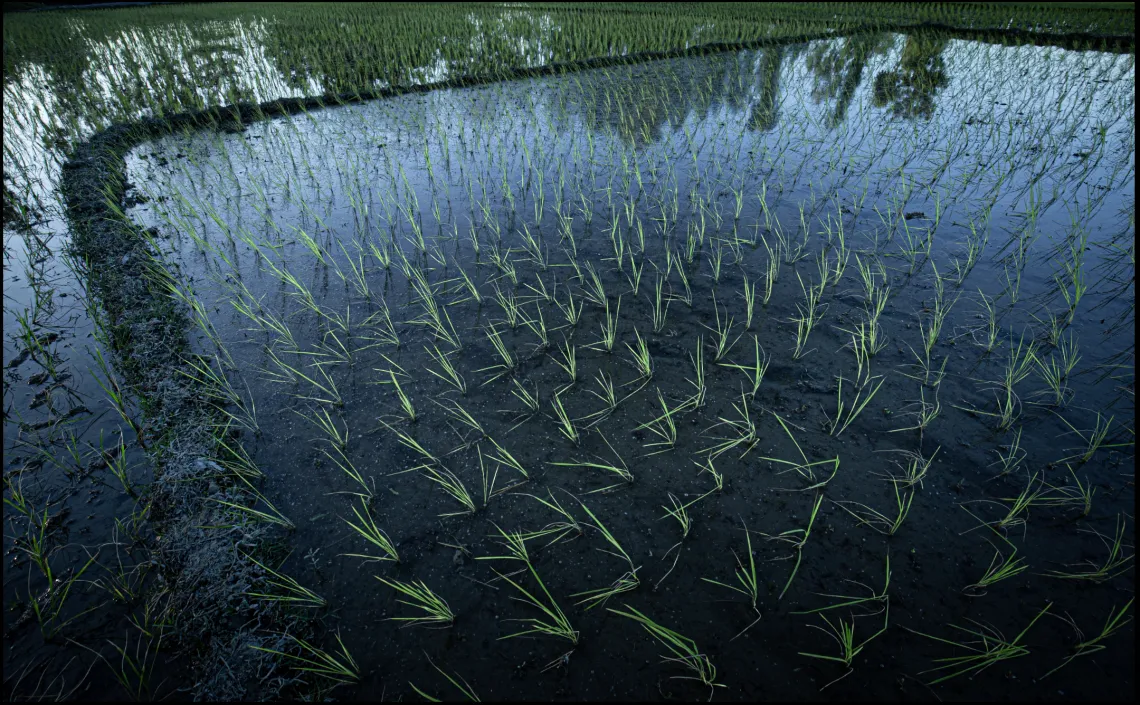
[1052,411,1124,465]
[1035,465,1095,517]
[791,271,828,359]
[491,285,524,330]
[700,390,761,460]
[1044,514,1132,583]
[756,413,840,488]
[550,431,633,492]
[483,436,529,481]
[436,398,486,449]
[953,382,1022,433]
[251,632,358,685]
[551,339,578,389]
[341,499,400,564]
[606,605,724,698]
[478,324,517,385]
[718,335,770,400]
[298,405,349,453]
[793,553,891,616]
[626,252,645,295]
[887,388,940,443]
[383,423,439,467]
[265,349,343,407]
[1040,599,1133,680]
[582,261,608,307]
[492,563,578,645]
[624,328,653,381]
[761,237,780,305]
[571,501,640,609]
[701,522,762,640]
[210,473,295,530]
[797,603,890,691]
[377,578,455,628]
[961,517,1028,596]
[903,603,1051,685]
[649,273,670,333]
[424,345,466,396]
[550,390,580,446]
[409,652,481,702]
[971,290,1001,352]
[581,370,620,427]
[683,336,709,411]
[702,294,743,362]
[319,443,373,499]
[587,296,622,353]
[740,274,757,329]
[824,375,885,437]
[833,483,914,536]
[508,378,540,420]
[555,287,583,328]
[244,553,325,608]
[521,305,552,356]
[963,471,1044,537]
[453,264,483,305]
[763,492,825,600]
[388,369,417,423]
[636,388,680,456]
[417,463,477,517]
[514,489,583,548]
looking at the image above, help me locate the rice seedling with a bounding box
[491,563,578,645]
[702,294,744,362]
[1052,411,1124,465]
[436,398,487,450]
[1045,514,1133,583]
[478,324,518,385]
[607,605,724,699]
[210,473,296,530]
[554,287,583,328]
[833,482,914,536]
[383,423,440,467]
[793,553,892,616]
[409,652,481,702]
[571,501,640,609]
[506,378,540,423]
[1035,465,1095,517]
[824,375,885,437]
[550,430,633,492]
[797,603,890,690]
[701,390,762,460]
[514,489,583,548]
[649,273,670,333]
[341,499,400,564]
[764,492,825,600]
[483,436,529,481]
[424,344,467,396]
[551,339,578,389]
[718,335,770,400]
[791,271,828,359]
[903,603,1052,685]
[550,390,580,446]
[415,461,478,517]
[1040,599,1133,680]
[582,261,608,307]
[244,553,326,608]
[701,522,762,639]
[887,388,940,443]
[587,296,622,353]
[581,370,621,427]
[756,413,840,489]
[624,327,653,381]
[961,517,1028,596]
[636,388,680,456]
[388,369,417,423]
[251,632,359,685]
[377,578,455,628]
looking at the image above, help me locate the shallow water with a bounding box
[116,33,1135,700]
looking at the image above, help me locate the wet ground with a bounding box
[114,33,1135,700]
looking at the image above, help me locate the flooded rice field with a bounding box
[109,32,1135,700]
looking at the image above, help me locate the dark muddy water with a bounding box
[119,34,1134,700]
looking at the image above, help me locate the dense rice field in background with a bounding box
[3,3,1134,701]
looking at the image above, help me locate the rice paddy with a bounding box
[3,3,1135,701]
